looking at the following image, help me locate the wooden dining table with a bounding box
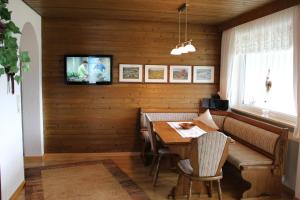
[152,120,216,199]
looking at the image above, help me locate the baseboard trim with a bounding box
[24,156,44,163]
[25,152,140,161]
[44,152,140,159]
[9,180,25,200]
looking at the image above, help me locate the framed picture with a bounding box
[119,64,143,82]
[145,65,168,83]
[169,65,192,83]
[193,66,215,83]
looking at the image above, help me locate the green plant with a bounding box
[0,0,30,94]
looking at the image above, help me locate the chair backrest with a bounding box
[145,114,158,154]
[190,132,229,177]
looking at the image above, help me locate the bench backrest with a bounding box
[221,112,288,175]
[140,108,199,129]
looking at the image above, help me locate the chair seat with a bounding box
[178,159,193,175]
[158,147,172,155]
[228,142,273,169]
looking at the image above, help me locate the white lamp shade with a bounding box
[183,45,191,53]
[170,47,181,55]
[179,45,188,54]
[185,43,196,52]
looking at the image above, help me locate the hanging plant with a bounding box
[0,0,30,94]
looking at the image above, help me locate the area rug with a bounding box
[25,160,150,200]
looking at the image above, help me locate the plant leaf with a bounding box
[22,62,30,72]
[3,28,12,38]
[0,49,7,66]
[4,35,17,49]
[0,67,5,76]
[6,48,18,67]
[20,51,31,62]
[0,7,11,20]
[0,0,8,4]
[14,75,22,84]
[8,65,18,74]
[5,21,21,34]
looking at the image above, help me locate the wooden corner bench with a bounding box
[215,112,289,199]
[139,108,289,199]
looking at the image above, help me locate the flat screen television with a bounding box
[64,55,112,85]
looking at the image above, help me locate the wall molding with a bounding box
[9,181,25,200]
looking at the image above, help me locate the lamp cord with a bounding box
[185,0,188,42]
[178,12,181,44]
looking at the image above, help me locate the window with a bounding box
[228,8,296,119]
[242,49,295,116]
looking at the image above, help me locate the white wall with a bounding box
[0,0,41,199]
[20,22,43,156]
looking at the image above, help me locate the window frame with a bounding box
[232,104,296,128]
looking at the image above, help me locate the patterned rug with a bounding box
[25,160,150,200]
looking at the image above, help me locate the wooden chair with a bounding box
[140,128,151,165]
[177,131,230,200]
[147,121,176,186]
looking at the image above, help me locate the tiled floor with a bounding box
[16,153,293,200]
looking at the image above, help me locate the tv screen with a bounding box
[64,55,112,85]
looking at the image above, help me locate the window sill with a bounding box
[231,105,296,129]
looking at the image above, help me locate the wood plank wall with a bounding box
[43,19,221,153]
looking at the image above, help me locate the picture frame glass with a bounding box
[145,65,168,83]
[170,65,192,83]
[193,66,214,83]
[119,64,143,82]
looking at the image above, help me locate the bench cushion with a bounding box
[194,110,219,129]
[223,117,279,155]
[212,115,226,130]
[228,142,273,169]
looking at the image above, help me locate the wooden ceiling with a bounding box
[23,0,276,25]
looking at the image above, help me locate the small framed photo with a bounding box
[145,65,168,83]
[193,66,214,83]
[119,64,143,82]
[169,65,192,83]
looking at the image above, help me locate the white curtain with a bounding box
[235,9,293,54]
[220,7,295,115]
[219,28,236,103]
[293,5,300,138]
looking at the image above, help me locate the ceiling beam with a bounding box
[218,0,300,31]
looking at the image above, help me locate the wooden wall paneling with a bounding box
[24,0,275,25]
[218,0,300,31]
[43,19,221,152]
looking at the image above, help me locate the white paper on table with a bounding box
[167,122,206,138]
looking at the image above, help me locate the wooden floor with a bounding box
[16,153,293,200]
